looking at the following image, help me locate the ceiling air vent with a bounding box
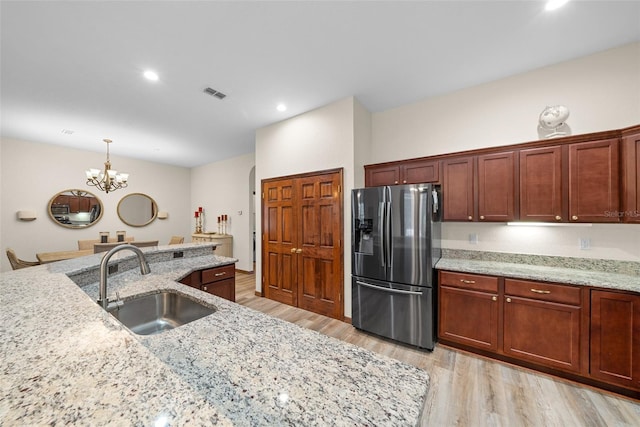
[204,87,226,100]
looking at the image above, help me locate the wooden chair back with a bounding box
[168,236,185,245]
[6,248,40,270]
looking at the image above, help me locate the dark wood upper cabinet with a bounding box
[520,146,564,222]
[365,164,400,187]
[477,151,516,222]
[621,128,640,223]
[365,159,439,187]
[442,157,475,221]
[568,138,620,223]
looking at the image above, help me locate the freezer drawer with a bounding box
[352,276,435,350]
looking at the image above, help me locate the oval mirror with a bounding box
[117,193,158,227]
[48,189,104,229]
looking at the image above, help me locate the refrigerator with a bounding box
[351,184,441,350]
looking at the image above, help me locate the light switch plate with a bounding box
[579,238,591,250]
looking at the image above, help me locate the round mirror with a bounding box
[117,193,158,227]
[48,189,103,229]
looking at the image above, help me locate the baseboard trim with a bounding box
[236,268,254,274]
[255,290,263,297]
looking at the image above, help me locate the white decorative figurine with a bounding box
[538,105,571,139]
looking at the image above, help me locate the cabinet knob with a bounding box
[506,297,512,303]
[203,286,208,291]
[492,296,497,301]
[572,215,578,221]
[555,215,562,221]
[403,180,407,184]
[394,181,398,184]
[480,215,485,220]
[468,216,473,221]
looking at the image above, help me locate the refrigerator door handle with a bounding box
[355,280,424,296]
[378,200,386,268]
[384,187,392,269]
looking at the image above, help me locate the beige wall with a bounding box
[190,152,256,272]
[371,42,640,262]
[0,138,192,272]
[255,97,367,317]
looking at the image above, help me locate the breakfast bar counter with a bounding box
[1,243,429,426]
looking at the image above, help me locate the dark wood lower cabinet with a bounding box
[590,289,640,391]
[438,270,640,398]
[180,264,236,302]
[503,279,582,373]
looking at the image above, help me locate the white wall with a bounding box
[190,152,255,272]
[255,97,366,317]
[371,42,640,262]
[0,138,192,272]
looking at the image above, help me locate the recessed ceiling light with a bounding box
[545,0,569,11]
[276,104,287,112]
[143,70,159,81]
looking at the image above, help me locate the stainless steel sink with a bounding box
[110,291,216,335]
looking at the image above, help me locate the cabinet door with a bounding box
[442,157,475,221]
[365,164,400,187]
[503,296,581,373]
[519,146,564,222]
[68,196,80,213]
[568,138,620,222]
[621,130,640,223]
[439,285,499,351]
[401,159,439,184]
[201,278,235,302]
[477,151,516,222]
[590,290,640,390]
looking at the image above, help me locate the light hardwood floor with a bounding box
[234,272,640,426]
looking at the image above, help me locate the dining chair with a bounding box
[6,248,40,270]
[168,236,185,245]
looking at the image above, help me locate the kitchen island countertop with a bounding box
[1,243,429,426]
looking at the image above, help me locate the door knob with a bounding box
[291,248,297,253]
[296,249,302,254]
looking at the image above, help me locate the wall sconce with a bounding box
[17,210,37,221]
[157,211,169,220]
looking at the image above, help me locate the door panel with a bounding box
[262,178,297,306]
[296,172,343,318]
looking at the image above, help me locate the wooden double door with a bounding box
[262,169,343,319]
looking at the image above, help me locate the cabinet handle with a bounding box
[291,248,297,253]
[459,279,476,284]
[480,215,485,220]
[530,288,550,294]
[572,215,578,221]
[491,296,497,301]
[214,272,227,277]
[468,216,473,221]
[555,215,562,221]
[296,249,302,254]
[506,297,512,303]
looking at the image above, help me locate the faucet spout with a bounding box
[97,244,151,309]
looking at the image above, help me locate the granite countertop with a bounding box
[1,243,429,426]
[436,250,640,293]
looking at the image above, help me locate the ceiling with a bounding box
[1,1,639,168]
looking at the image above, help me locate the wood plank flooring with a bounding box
[235,271,640,426]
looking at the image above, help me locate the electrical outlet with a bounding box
[579,238,591,250]
[469,233,479,245]
[173,251,184,259]
[108,264,118,275]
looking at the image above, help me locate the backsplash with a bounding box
[441,249,640,277]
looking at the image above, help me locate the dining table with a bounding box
[36,249,94,264]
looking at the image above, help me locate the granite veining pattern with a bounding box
[437,249,640,293]
[1,243,429,426]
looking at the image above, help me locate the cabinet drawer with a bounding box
[202,264,235,284]
[201,277,235,302]
[439,271,498,293]
[505,279,581,305]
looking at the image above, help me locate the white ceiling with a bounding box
[1,1,639,168]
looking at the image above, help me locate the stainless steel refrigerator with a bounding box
[351,184,441,350]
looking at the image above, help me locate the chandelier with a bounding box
[85,139,129,193]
